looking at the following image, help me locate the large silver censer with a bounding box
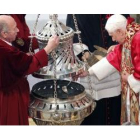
[33,14,84,79]
[29,80,96,125]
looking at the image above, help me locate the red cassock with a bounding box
[106,30,140,82]
[0,40,48,125]
[10,14,38,53]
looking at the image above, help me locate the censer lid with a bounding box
[36,14,74,43]
[32,14,84,79]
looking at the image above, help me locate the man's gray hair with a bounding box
[0,20,9,34]
[105,14,127,33]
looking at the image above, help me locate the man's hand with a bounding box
[44,35,59,54]
[122,72,130,83]
[107,45,116,53]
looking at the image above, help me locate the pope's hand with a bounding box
[77,69,89,77]
[107,45,116,53]
[72,69,89,81]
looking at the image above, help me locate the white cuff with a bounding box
[128,74,140,93]
[80,71,120,84]
[88,57,117,80]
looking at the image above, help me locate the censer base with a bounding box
[29,80,96,125]
[33,118,84,125]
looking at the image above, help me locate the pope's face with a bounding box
[109,29,126,44]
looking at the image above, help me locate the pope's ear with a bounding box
[116,29,121,33]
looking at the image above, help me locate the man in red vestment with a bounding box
[0,15,59,125]
[78,14,140,125]
[8,15,39,123]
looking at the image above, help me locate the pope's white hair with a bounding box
[105,14,127,33]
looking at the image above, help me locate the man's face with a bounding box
[5,18,19,43]
[109,29,125,44]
